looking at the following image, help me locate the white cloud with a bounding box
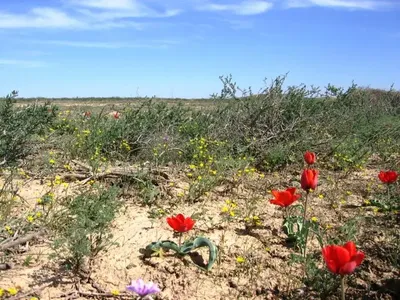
[0,7,83,28]
[285,0,392,10]
[0,1,182,30]
[67,0,136,10]
[31,39,180,49]
[0,59,46,68]
[198,1,273,15]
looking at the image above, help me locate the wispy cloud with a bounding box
[67,0,136,10]
[0,0,182,30]
[197,1,273,15]
[31,39,180,49]
[0,7,83,29]
[285,0,393,10]
[0,59,47,68]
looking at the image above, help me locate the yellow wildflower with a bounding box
[111,290,120,296]
[7,287,18,296]
[236,256,246,263]
[311,217,318,222]
[27,215,34,223]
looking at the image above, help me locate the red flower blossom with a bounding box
[167,214,195,233]
[322,241,365,275]
[270,188,301,207]
[378,170,398,184]
[301,169,319,192]
[84,111,91,118]
[113,112,120,119]
[304,151,316,165]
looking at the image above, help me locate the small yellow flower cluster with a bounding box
[18,168,30,179]
[120,139,131,151]
[26,211,42,223]
[4,225,13,235]
[90,146,102,161]
[64,164,72,171]
[0,287,18,297]
[244,215,262,226]
[221,199,237,217]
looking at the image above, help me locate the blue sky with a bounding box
[0,0,399,98]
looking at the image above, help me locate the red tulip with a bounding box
[113,112,120,119]
[167,214,195,233]
[270,187,301,207]
[378,170,398,184]
[304,151,316,165]
[301,169,319,192]
[322,241,365,275]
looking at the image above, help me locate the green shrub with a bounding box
[0,91,57,166]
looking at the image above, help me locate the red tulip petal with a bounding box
[353,252,365,266]
[280,191,292,203]
[176,214,185,223]
[286,187,297,195]
[322,246,340,274]
[167,217,179,231]
[378,171,387,183]
[271,190,281,199]
[185,218,195,231]
[270,199,284,207]
[322,245,351,274]
[343,241,357,257]
[334,245,351,267]
[293,193,301,201]
[340,261,357,275]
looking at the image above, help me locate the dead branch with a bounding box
[0,230,45,251]
[56,167,169,183]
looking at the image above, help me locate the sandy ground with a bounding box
[0,167,398,299]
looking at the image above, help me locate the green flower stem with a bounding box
[387,185,390,202]
[302,191,310,279]
[341,275,346,300]
[302,192,309,258]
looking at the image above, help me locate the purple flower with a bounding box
[126,279,160,298]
